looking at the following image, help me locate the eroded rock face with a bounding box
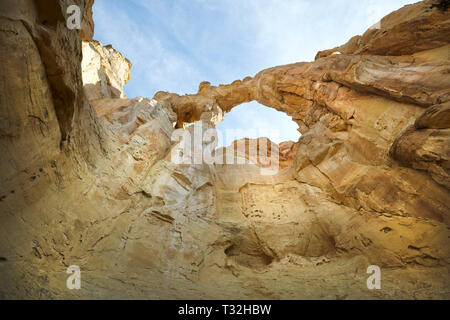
[0,0,449,299]
[81,0,94,41]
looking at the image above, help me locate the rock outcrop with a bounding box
[0,0,449,299]
[82,40,131,101]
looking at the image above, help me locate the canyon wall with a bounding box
[0,0,449,299]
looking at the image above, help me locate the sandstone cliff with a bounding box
[0,0,449,299]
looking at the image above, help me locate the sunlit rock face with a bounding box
[0,0,449,299]
[82,40,131,101]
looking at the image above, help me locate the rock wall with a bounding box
[0,0,449,299]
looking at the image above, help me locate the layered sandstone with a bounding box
[0,0,449,300]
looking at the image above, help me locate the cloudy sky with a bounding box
[93,0,414,146]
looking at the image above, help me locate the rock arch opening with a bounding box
[216,101,301,148]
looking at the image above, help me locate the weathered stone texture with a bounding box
[0,0,449,299]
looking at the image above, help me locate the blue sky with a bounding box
[93,0,414,146]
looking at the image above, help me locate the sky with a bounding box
[93,0,415,146]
